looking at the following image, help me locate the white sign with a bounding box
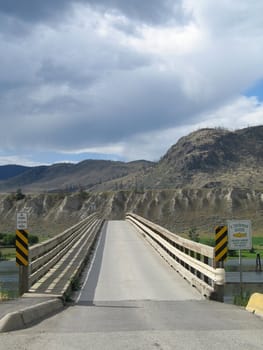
[16,212,28,230]
[227,220,252,250]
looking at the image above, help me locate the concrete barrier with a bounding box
[0,298,64,333]
[246,293,263,317]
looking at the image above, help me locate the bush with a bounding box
[3,234,16,246]
[29,235,39,245]
[0,233,39,246]
[15,188,25,201]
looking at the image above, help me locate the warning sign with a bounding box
[16,212,28,230]
[227,220,252,250]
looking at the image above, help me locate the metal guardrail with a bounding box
[126,213,225,301]
[18,213,103,296]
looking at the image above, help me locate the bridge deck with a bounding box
[77,220,202,303]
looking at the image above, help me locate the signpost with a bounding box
[227,220,252,251]
[16,212,29,295]
[227,220,252,296]
[16,212,28,231]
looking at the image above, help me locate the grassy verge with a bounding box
[0,247,16,261]
[0,290,19,301]
[199,235,263,259]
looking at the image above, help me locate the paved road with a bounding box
[77,220,202,302]
[1,221,263,349]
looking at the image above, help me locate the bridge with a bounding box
[1,213,263,349]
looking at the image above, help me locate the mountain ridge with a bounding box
[0,159,154,192]
[0,125,262,192]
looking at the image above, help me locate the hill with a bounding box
[0,160,153,192]
[0,126,262,238]
[0,125,262,192]
[140,126,263,189]
[0,165,30,181]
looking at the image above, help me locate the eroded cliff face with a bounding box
[0,188,262,238]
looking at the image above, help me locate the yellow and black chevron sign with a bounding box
[215,226,228,262]
[16,229,29,266]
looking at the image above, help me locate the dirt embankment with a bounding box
[0,188,262,238]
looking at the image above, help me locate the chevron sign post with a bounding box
[16,212,29,295]
[16,212,29,266]
[215,225,228,264]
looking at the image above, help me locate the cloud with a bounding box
[86,0,187,25]
[0,0,186,26]
[0,1,262,164]
[0,0,75,23]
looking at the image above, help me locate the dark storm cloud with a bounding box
[86,0,186,25]
[0,0,185,25]
[37,60,98,87]
[0,0,74,22]
[0,67,225,153]
[37,49,151,88]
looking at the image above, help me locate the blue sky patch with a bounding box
[245,79,263,102]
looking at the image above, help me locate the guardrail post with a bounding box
[210,268,225,302]
[204,256,209,284]
[19,265,29,296]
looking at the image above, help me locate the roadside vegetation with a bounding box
[0,232,39,261]
[188,230,263,260]
[0,247,16,261]
[233,292,251,307]
[0,289,19,301]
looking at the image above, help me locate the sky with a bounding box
[0,0,263,166]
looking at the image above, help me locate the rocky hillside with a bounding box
[141,126,263,189]
[0,126,262,239]
[1,188,262,239]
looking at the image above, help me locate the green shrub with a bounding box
[0,233,39,246]
[29,235,39,245]
[15,188,25,201]
[234,292,251,306]
[3,234,16,246]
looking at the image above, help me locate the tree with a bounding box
[15,188,25,201]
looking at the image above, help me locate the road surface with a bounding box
[1,221,263,349]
